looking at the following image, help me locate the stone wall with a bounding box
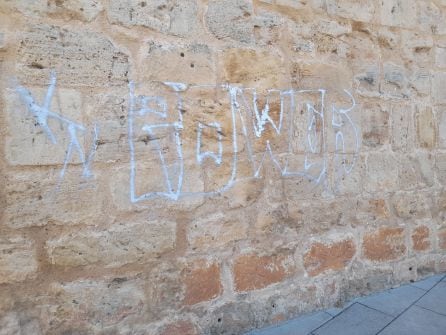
[0,0,446,334]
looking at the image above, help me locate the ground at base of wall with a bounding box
[246,273,446,335]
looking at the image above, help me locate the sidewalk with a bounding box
[247,273,446,335]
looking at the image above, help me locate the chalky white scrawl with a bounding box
[15,71,98,186]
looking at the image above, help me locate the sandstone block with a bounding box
[188,212,248,252]
[397,152,435,190]
[0,237,38,284]
[439,228,446,250]
[364,152,399,192]
[48,278,145,329]
[363,227,406,261]
[391,192,432,220]
[382,62,409,99]
[412,226,431,252]
[361,103,389,148]
[415,106,437,149]
[435,47,446,68]
[435,153,446,184]
[433,72,446,104]
[46,219,176,268]
[17,24,128,87]
[182,261,222,305]
[206,0,254,43]
[159,320,197,335]
[391,104,415,152]
[378,0,417,28]
[221,48,288,89]
[327,0,376,22]
[138,41,216,84]
[108,0,199,37]
[303,238,356,276]
[4,87,85,166]
[4,168,104,228]
[233,253,293,292]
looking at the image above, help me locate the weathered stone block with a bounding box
[4,169,104,228]
[363,227,406,262]
[435,47,446,68]
[17,24,128,87]
[182,261,222,305]
[206,0,254,43]
[327,0,376,22]
[46,219,176,268]
[0,237,38,284]
[435,152,446,184]
[378,0,417,28]
[391,192,432,220]
[233,253,293,292]
[433,72,446,103]
[303,238,356,276]
[381,62,409,99]
[221,48,288,89]
[47,278,145,329]
[159,320,197,335]
[364,152,399,192]
[391,103,415,152]
[188,212,248,252]
[4,87,85,166]
[361,102,389,148]
[412,226,431,252]
[108,0,199,37]
[2,0,103,21]
[415,106,437,148]
[138,41,216,84]
[397,152,435,190]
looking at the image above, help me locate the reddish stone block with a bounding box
[303,239,356,277]
[363,227,406,261]
[183,262,222,305]
[233,254,292,292]
[412,226,430,251]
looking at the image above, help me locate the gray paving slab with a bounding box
[379,305,446,335]
[416,281,446,316]
[355,284,425,316]
[312,303,393,335]
[248,311,332,335]
[411,274,445,290]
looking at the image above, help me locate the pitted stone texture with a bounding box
[4,87,84,166]
[2,0,103,21]
[46,278,145,330]
[221,48,288,89]
[17,24,129,87]
[4,169,104,228]
[233,253,294,292]
[363,227,406,262]
[139,41,216,84]
[327,0,376,23]
[46,219,176,268]
[304,238,356,277]
[182,261,222,305]
[0,237,38,284]
[206,0,254,43]
[108,0,199,37]
[188,212,248,252]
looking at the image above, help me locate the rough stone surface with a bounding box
[363,228,407,262]
[304,239,356,277]
[233,253,294,292]
[0,237,38,284]
[183,261,222,305]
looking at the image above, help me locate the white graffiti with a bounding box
[128,82,359,202]
[15,71,359,201]
[16,71,98,185]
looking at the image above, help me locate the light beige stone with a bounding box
[0,237,38,284]
[47,219,176,267]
